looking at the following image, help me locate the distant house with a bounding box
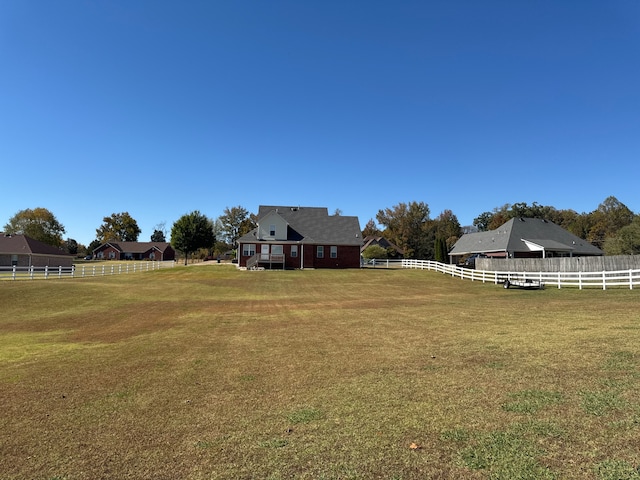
[237,206,362,269]
[93,242,176,261]
[0,233,74,267]
[361,235,404,257]
[449,217,603,263]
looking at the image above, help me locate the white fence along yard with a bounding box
[364,258,640,290]
[0,261,176,281]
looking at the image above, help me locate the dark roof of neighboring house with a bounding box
[93,241,173,254]
[449,218,603,256]
[240,206,362,246]
[361,235,404,254]
[0,233,72,257]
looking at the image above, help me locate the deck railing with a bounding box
[246,253,286,270]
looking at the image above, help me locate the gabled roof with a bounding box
[93,241,172,254]
[239,206,362,246]
[0,233,72,257]
[449,218,603,256]
[361,235,405,255]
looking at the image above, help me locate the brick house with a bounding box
[237,206,362,269]
[0,233,74,267]
[93,241,176,261]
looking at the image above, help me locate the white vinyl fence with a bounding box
[364,258,640,290]
[0,261,176,281]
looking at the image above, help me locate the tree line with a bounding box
[3,196,639,262]
[363,196,639,260]
[1,207,257,263]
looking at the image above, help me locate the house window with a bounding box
[11,254,18,266]
[242,244,256,256]
[108,251,116,259]
[291,245,298,258]
[317,246,324,258]
[149,252,155,260]
[330,246,337,258]
[272,245,283,255]
[269,224,276,236]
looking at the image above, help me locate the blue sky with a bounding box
[1,1,639,246]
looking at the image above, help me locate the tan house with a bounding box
[0,233,74,267]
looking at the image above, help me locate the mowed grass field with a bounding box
[1,266,640,480]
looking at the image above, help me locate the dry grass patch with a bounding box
[1,266,640,479]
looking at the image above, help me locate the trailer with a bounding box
[501,276,544,290]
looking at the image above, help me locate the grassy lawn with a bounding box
[1,266,640,479]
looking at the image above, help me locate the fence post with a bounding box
[12,265,16,280]
[631,270,634,290]
[45,265,49,279]
[58,265,62,278]
[30,265,34,280]
[579,272,582,290]
[602,271,606,290]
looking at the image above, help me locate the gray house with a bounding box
[449,217,603,263]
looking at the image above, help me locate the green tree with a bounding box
[434,236,448,263]
[604,216,640,255]
[376,201,431,259]
[361,218,380,237]
[473,211,494,232]
[96,212,141,243]
[218,206,254,245]
[151,222,167,242]
[87,239,102,256]
[473,205,510,231]
[150,229,166,242]
[434,209,461,250]
[3,207,66,247]
[362,244,387,260]
[171,211,215,265]
[64,238,79,255]
[587,196,634,249]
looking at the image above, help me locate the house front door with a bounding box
[261,244,270,260]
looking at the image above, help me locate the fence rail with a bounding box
[0,261,176,281]
[364,258,640,290]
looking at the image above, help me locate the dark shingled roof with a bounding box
[0,233,72,257]
[449,218,603,256]
[94,241,173,254]
[240,206,362,246]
